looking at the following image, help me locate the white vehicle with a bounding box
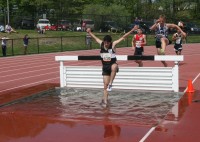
[0,22,5,32]
[36,19,51,30]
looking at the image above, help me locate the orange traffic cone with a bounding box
[186,80,195,93]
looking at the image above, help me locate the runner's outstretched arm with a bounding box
[167,23,187,38]
[113,25,138,47]
[86,28,102,44]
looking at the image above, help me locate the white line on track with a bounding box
[0,67,58,78]
[0,62,58,73]
[139,127,156,142]
[0,72,58,84]
[0,60,98,73]
[0,58,56,67]
[0,77,59,93]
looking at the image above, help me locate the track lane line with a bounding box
[0,72,59,84]
[0,60,99,73]
[0,77,59,93]
[0,63,58,73]
[0,67,58,78]
[139,127,156,142]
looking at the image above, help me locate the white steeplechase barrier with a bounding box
[55,55,183,92]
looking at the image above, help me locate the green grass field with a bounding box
[0,29,199,57]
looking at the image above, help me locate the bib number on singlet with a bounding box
[136,41,142,48]
[101,53,111,61]
[176,38,181,44]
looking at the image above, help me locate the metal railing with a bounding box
[0,35,130,57]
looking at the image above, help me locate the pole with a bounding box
[7,0,9,24]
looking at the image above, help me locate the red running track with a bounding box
[0,43,200,142]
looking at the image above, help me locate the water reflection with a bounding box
[102,108,121,141]
[165,92,196,121]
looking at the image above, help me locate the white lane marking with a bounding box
[0,63,58,74]
[0,67,58,78]
[0,60,98,74]
[0,56,56,65]
[139,127,156,142]
[0,60,58,71]
[0,77,59,93]
[0,72,58,84]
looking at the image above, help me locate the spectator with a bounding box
[134,17,140,26]
[137,17,143,23]
[86,31,92,49]
[5,23,17,34]
[82,21,86,32]
[1,36,9,57]
[23,34,30,55]
[38,27,45,34]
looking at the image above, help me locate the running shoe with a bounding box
[100,100,108,108]
[107,84,112,91]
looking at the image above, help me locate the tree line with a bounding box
[0,0,199,23]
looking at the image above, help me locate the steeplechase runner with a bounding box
[86,25,138,107]
[150,14,186,67]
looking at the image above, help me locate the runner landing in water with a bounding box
[86,25,138,107]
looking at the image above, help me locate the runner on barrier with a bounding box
[86,25,138,107]
[150,15,186,67]
[131,28,147,67]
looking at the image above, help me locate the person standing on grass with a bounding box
[82,21,86,32]
[86,25,138,107]
[131,28,147,67]
[150,15,186,67]
[86,31,92,49]
[23,34,30,55]
[1,36,9,57]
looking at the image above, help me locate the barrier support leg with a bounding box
[172,61,179,92]
[60,61,65,87]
